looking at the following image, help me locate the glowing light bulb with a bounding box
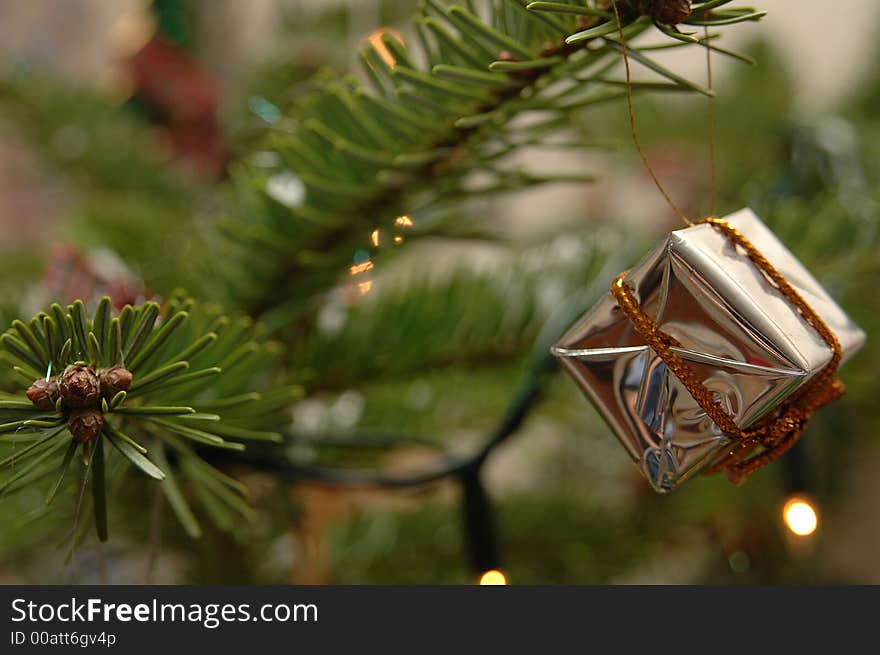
[370,230,381,247]
[783,496,819,537]
[394,215,414,228]
[479,570,508,585]
[349,261,374,276]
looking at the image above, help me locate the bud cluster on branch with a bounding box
[1,293,296,542]
[27,364,132,442]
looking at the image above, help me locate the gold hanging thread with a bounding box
[704,25,718,217]
[610,0,693,226]
[610,3,721,222]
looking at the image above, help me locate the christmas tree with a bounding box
[0,0,878,584]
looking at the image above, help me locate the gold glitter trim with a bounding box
[610,218,845,484]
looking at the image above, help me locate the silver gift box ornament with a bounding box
[552,208,865,493]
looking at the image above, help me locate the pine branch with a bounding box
[0,292,299,541]
[220,0,763,328]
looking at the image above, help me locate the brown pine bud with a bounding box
[58,364,101,409]
[99,365,133,399]
[67,408,104,443]
[641,0,691,24]
[26,377,59,411]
